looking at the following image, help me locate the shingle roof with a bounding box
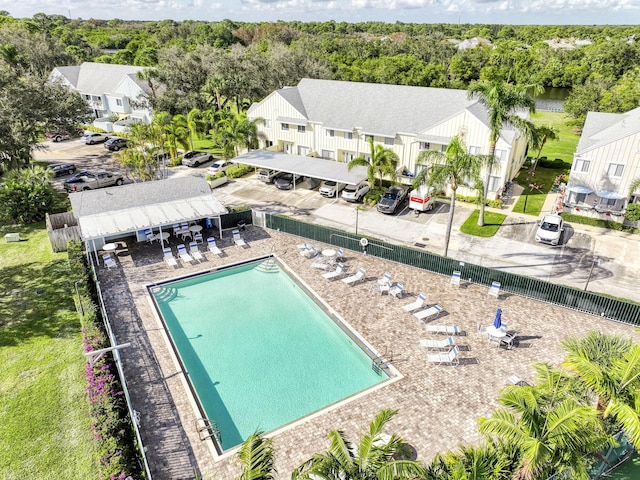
[54,62,148,96]
[577,108,640,154]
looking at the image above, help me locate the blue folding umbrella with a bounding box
[493,308,503,329]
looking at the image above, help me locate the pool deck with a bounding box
[98,226,640,479]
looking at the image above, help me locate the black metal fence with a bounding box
[220,210,253,230]
[265,213,640,325]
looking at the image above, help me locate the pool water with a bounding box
[151,260,387,450]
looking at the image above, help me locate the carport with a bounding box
[69,176,228,262]
[233,150,368,189]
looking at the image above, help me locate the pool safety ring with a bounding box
[359,237,369,247]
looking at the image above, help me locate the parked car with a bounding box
[63,170,124,192]
[377,185,409,214]
[274,172,302,190]
[341,181,370,202]
[182,151,213,167]
[301,177,321,190]
[319,180,346,198]
[45,132,71,142]
[104,137,128,151]
[256,168,279,183]
[82,132,109,144]
[535,214,564,245]
[206,160,234,175]
[48,163,76,177]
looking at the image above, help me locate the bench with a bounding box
[5,233,21,242]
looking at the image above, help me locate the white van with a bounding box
[409,185,435,213]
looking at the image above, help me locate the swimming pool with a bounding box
[150,257,391,451]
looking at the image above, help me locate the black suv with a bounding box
[377,186,408,214]
[104,137,128,151]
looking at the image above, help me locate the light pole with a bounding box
[584,241,599,291]
[523,158,537,213]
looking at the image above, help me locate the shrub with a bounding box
[226,163,253,178]
[363,187,384,206]
[455,194,502,209]
[559,213,639,234]
[206,171,226,181]
[626,204,640,223]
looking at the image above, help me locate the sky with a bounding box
[1,0,639,25]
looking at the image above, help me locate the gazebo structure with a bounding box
[69,176,228,261]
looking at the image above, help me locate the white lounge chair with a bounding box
[426,346,459,366]
[300,246,317,258]
[194,233,204,244]
[413,304,442,321]
[189,242,204,261]
[450,271,461,287]
[401,294,426,312]
[103,254,117,269]
[371,281,391,295]
[426,325,461,335]
[311,260,330,270]
[389,283,404,298]
[377,272,391,286]
[322,263,345,280]
[207,237,222,255]
[419,336,454,351]
[341,267,366,286]
[177,244,194,263]
[488,281,501,298]
[163,247,178,267]
[507,374,530,387]
[232,229,246,247]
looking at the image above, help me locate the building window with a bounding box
[343,151,356,162]
[469,145,481,155]
[606,163,624,178]
[326,129,334,137]
[362,154,371,161]
[265,140,273,148]
[365,134,374,143]
[264,119,271,128]
[573,158,590,173]
[441,145,447,152]
[488,176,501,193]
[576,193,587,203]
[116,98,123,107]
[321,149,334,160]
[298,145,309,156]
[604,198,618,207]
[344,132,353,140]
[419,142,430,150]
[297,125,306,133]
[281,123,289,131]
[494,149,506,162]
[384,137,394,146]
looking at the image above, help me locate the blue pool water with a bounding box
[151,260,387,450]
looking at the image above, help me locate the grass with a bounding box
[460,209,507,237]
[0,222,97,479]
[560,213,639,234]
[511,164,569,216]
[531,111,581,164]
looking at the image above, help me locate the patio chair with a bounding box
[144,228,156,243]
[311,260,330,270]
[232,229,247,247]
[371,281,391,295]
[426,346,459,366]
[341,267,366,286]
[500,331,517,350]
[488,281,501,298]
[103,254,117,269]
[177,244,194,263]
[189,242,204,262]
[207,237,222,256]
[389,283,404,298]
[419,336,454,351]
[172,224,180,237]
[334,249,345,263]
[450,271,462,287]
[401,294,426,312]
[507,374,531,387]
[413,304,443,321]
[426,324,461,335]
[300,246,317,258]
[194,233,204,244]
[163,247,178,268]
[322,263,345,280]
[377,273,391,286]
[477,323,487,337]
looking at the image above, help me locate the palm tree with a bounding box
[235,431,276,480]
[186,108,207,151]
[292,409,424,480]
[628,177,640,200]
[479,379,613,480]
[562,332,640,449]
[530,124,559,163]
[412,136,481,257]
[347,137,399,190]
[216,113,265,159]
[425,441,510,480]
[467,80,537,226]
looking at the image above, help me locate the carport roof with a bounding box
[234,150,368,185]
[69,176,227,240]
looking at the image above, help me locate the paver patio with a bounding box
[97,225,640,479]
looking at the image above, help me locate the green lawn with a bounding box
[0,223,97,479]
[460,209,507,237]
[531,111,581,164]
[511,164,568,216]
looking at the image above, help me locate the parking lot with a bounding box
[34,139,640,302]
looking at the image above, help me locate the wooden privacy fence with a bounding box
[46,212,81,252]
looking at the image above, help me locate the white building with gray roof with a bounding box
[49,62,154,130]
[247,78,529,199]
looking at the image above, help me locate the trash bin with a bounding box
[237,220,246,231]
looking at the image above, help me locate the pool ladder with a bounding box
[255,258,279,273]
[371,347,393,376]
[151,286,178,303]
[196,417,221,443]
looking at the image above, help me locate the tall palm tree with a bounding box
[479,380,613,480]
[186,108,207,151]
[347,137,399,190]
[562,332,640,449]
[412,136,481,257]
[235,431,276,480]
[215,113,264,159]
[292,409,424,480]
[530,124,559,162]
[425,441,510,480]
[628,177,640,200]
[467,80,537,226]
